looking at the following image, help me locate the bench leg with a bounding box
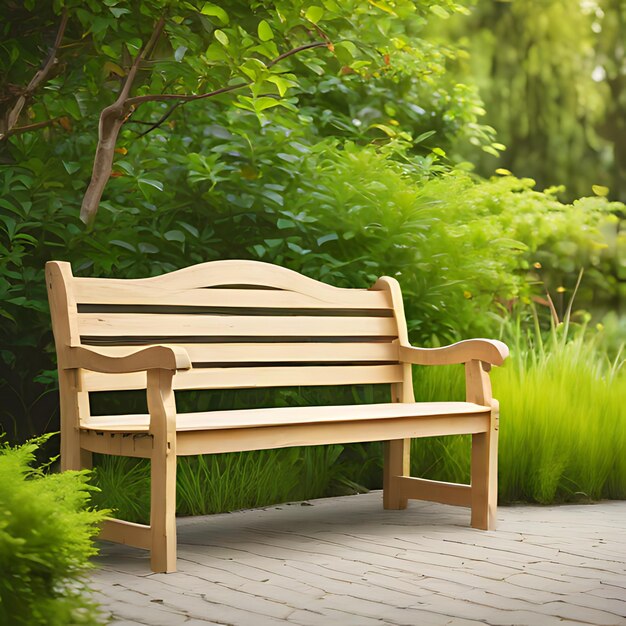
[471,411,499,530]
[383,438,410,509]
[150,450,177,573]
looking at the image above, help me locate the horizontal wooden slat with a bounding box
[394,476,472,507]
[81,364,405,392]
[78,313,398,338]
[84,402,491,432]
[100,518,151,549]
[87,342,399,364]
[178,414,490,455]
[73,282,393,310]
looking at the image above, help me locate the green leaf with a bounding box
[138,243,159,254]
[110,240,136,252]
[214,29,229,47]
[164,230,185,242]
[254,97,281,113]
[62,161,81,175]
[277,219,294,229]
[277,152,300,163]
[266,75,292,97]
[334,40,358,65]
[109,7,129,17]
[430,5,450,19]
[174,45,188,62]
[257,20,273,42]
[200,3,229,24]
[138,178,164,191]
[414,130,437,144]
[304,5,324,24]
[317,233,339,246]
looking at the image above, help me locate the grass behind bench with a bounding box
[91,336,626,522]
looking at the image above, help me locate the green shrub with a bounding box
[0,436,107,626]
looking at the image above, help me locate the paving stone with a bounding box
[90,492,626,626]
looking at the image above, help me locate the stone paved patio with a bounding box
[91,492,626,625]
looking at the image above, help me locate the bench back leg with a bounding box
[470,404,499,530]
[383,438,410,509]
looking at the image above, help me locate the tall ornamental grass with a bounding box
[408,310,626,504]
[495,324,626,503]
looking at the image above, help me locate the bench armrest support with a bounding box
[399,339,509,367]
[62,345,192,373]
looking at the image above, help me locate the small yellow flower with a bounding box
[463,290,472,299]
[533,262,542,269]
[596,323,604,332]
[556,286,566,293]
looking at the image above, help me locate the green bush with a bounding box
[0,436,107,626]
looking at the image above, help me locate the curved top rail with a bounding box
[73,259,380,303]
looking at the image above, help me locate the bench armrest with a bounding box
[399,339,509,367]
[62,345,192,373]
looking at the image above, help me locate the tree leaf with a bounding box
[214,29,229,47]
[174,45,188,62]
[200,3,229,24]
[304,6,324,24]
[257,20,273,42]
[164,230,185,242]
[138,178,164,191]
[430,5,449,19]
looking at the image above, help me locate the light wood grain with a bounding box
[80,364,405,392]
[400,339,509,367]
[82,341,399,364]
[47,258,507,574]
[64,344,191,372]
[175,414,491,455]
[148,368,177,573]
[100,519,151,549]
[394,476,472,507]
[74,281,392,310]
[77,312,398,338]
[83,401,490,432]
[383,439,410,510]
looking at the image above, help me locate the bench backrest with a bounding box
[47,260,415,404]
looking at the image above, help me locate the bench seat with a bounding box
[84,402,490,432]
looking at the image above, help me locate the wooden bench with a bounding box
[46,259,508,573]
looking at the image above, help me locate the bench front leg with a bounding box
[147,368,178,573]
[466,359,498,530]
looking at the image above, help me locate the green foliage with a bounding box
[442,0,626,201]
[92,445,347,524]
[0,435,106,626]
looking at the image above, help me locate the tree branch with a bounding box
[81,37,330,223]
[136,101,183,137]
[0,8,69,141]
[80,17,166,224]
[6,117,64,135]
[125,42,328,107]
